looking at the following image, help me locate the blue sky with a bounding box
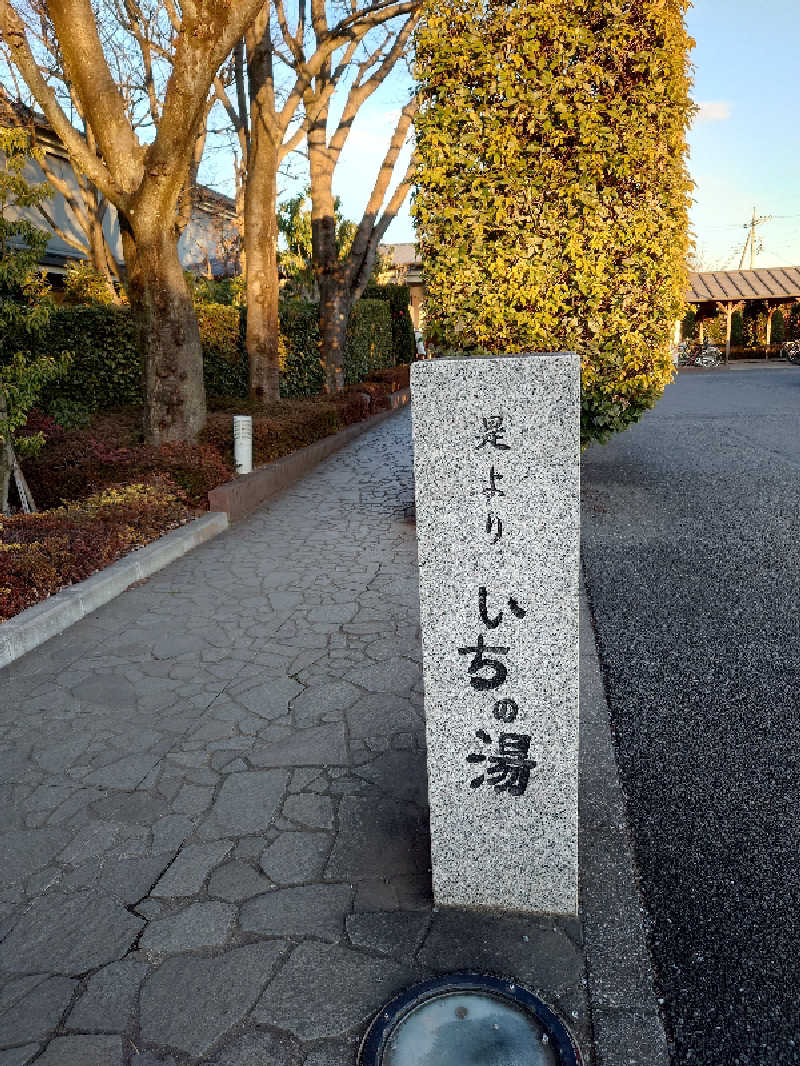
[336,2,800,265]
[687,0,800,269]
[203,3,800,263]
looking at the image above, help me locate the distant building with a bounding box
[687,267,800,356]
[0,91,239,288]
[378,242,424,329]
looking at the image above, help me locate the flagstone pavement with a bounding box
[0,409,587,1066]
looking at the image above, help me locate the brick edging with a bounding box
[208,387,411,522]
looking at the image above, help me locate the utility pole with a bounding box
[738,207,772,269]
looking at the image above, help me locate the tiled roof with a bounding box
[380,242,419,267]
[688,268,800,303]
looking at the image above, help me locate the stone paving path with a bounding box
[0,410,586,1066]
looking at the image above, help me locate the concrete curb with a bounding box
[208,387,411,522]
[0,511,228,669]
[579,579,671,1065]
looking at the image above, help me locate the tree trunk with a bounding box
[0,396,12,517]
[318,275,350,393]
[244,132,280,403]
[310,146,348,394]
[122,227,207,444]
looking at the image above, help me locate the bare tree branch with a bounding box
[0,0,122,202]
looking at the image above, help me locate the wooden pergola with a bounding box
[687,268,800,362]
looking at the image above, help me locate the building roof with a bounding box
[193,184,236,214]
[0,88,54,139]
[688,267,800,304]
[380,242,419,267]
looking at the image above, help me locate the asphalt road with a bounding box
[581,365,800,1066]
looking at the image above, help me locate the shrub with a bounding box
[35,306,142,412]
[681,308,697,341]
[413,0,693,447]
[277,301,325,397]
[343,299,393,385]
[786,303,800,341]
[196,303,248,398]
[772,310,785,345]
[63,261,119,305]
[0,479,189,620]
[361,283,417,364]
[188,274,246,307]
[201,394,369,466]
[21,410,232,511]
[730,311,744,348]
[17,295,389,424]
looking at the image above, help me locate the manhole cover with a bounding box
[358,973,582,1066]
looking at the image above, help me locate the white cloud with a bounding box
[694,100,732,123]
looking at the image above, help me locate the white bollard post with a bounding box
[233,415,253,475]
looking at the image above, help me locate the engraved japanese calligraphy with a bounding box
[412,354,579,915]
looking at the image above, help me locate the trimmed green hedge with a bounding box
[413,0,693,447]
[10,301,327,419]
[8,297,391,418]
[343,299,393,385]
[361,283,416,364]
[277,301,324,397]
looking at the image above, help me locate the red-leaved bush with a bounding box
[0,479,190,620]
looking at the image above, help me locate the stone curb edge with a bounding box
[0,387,413,669]
[0,511,228,669]
[579,577,671,1065]
[208,386,411,522]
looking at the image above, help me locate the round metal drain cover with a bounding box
[358,973,582,1066]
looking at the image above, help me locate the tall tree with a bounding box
[1,0,269,442]
[304,2,418,392]
[212,0,416,402]
[278,185,355,299]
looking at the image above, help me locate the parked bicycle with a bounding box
[676,341,721,368]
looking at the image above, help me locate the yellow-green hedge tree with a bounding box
[412,0,694,446]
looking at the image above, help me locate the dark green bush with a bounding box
[11,299,330,417]
[361,283,416,364]
[197,303,248,398]
[277,301,324,397]
[36,306,142,411]
[772,310,785,345]
[343,299,393,385]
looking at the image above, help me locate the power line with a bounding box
[738,208,772,269]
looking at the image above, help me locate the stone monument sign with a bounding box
[411,353,579,915]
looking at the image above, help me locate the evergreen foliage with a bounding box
[730,311,744,348]
[412,0,694,446]
[278,189,356,300]
[343,300,394,384]
[362,283,417,363]
[0,128,70,462]
[15,297,393,419]
[63,260,119,306]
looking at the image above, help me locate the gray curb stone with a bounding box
[0,511,228,668]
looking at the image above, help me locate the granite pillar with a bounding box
[411,353,579,915]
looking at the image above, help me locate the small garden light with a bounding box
[358,973,582,1066]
